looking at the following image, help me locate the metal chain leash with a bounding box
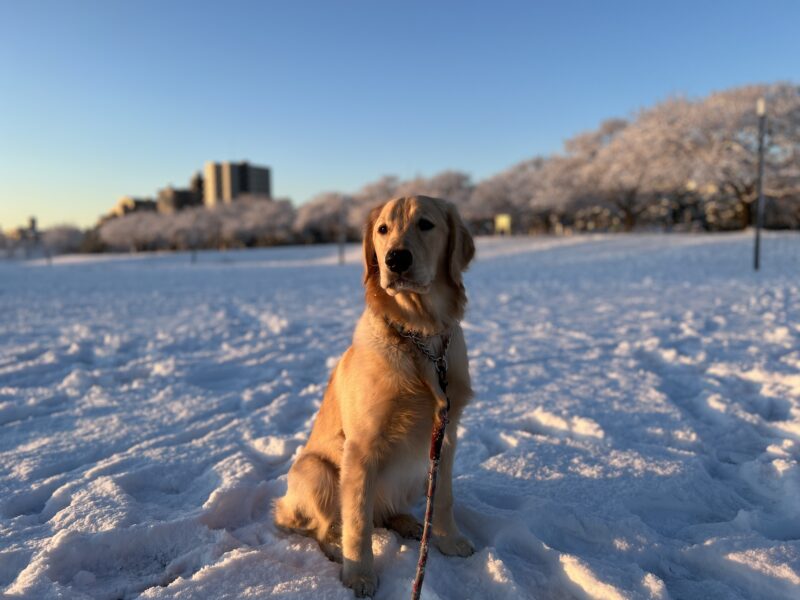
[394,326,451,393]
[384,317,453,600]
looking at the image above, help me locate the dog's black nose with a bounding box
[386,249,413,273]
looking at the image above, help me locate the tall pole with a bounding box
[754,97,766,271]
[338,197,347,265]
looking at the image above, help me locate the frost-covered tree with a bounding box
[395,170,474,207]
[99,197,295,251]
[42,225,85,255]
[690,83,800,227]
[588,100,698,230]
[294,192,353,243]
[216,197,295,247]
[349,176,400,231]
[354,176,400,206]
[99,211,168,251]
[530,154,593,230]
[471,157,547,223]
[166,205,221,251]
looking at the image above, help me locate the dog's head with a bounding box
[363,196,474,297]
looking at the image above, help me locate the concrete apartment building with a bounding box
[102,161,271,225]
[203,161,271,206]
[157,187,202,214]
[157,173,204,214]
[110,196,157,218]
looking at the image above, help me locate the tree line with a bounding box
[7,82,797,255]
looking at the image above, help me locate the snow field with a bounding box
[1,232,799,599]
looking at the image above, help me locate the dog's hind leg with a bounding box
[274,452,342,560]
[384,513,423,540]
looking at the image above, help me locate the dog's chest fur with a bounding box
[374,438,429,519]
[361,337,446,516]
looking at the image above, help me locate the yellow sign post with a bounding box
[495,213,512,235]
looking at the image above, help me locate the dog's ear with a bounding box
[363,204,383,285]
[446,201,475,284]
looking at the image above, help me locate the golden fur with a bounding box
[274,195,475,597]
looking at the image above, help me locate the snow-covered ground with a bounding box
[1,232,799,600]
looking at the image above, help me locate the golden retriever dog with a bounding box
[274,195,475,597]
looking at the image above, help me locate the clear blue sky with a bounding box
[1,0,798,228]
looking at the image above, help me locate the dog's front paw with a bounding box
[434,533,475,557]
[341,564,378,598]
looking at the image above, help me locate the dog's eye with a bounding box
[419,218,435,231]
[377,224,388,235]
